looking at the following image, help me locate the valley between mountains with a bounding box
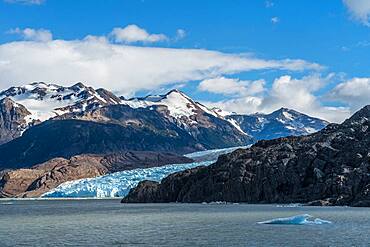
[0,82,330,198]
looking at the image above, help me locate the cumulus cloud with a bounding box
[198,77,265,96]
[8,28,52,42]
[328,77,370,111]
[343,0,370,26]
[110,25,168,43]
[0,32,322,96]
[4,0,44,4]
[203,74,351,123]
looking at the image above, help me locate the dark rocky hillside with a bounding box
[123,105,370,207]
[0,116,198,170]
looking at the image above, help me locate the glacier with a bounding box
[258,214,332,225]
[42,147,244,198]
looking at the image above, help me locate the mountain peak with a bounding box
[0,96,15,105]
[164,89,192,100]
[166,89,182,94]
[345,105,370,124]
[70,82,88,91]
[274,107,300,115]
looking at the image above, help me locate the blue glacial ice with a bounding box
[258,214,332,225]
[42,147,244,198]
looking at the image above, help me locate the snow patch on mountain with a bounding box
[123,89,202,120]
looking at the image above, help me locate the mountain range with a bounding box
[0,82,328,197]
[0,82,327,148]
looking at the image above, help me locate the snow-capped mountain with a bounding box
[0,82,328,147]
[122,89,226,123]
[121,90,328,141]
[227,108,329,140]
[120,89,253,148]
[0,82,121,123]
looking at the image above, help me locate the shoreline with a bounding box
[0,198,356,207]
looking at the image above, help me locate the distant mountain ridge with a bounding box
[0,82,329,148]
[227,108,329,141]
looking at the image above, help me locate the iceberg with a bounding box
[43,147,242,198]
[258,214,332,225]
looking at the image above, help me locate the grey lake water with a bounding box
[1,200,370,247]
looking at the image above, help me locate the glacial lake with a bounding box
[0,199,370,247]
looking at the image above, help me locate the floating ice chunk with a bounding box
[276,203,302,208]
[258,214,332,225]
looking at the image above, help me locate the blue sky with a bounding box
[0,0,369,122]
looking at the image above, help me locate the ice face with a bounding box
[258,214,332,225]
[42,147,242,198]
[184,146,249,162]
[43,160,214,198]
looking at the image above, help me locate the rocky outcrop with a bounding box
[123,105,370,206]
[0,98,31,144]
[0,151,192,197]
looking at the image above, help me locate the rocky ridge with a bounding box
[123,105,370,207]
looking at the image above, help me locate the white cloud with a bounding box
[343,0,370,26]
[9,28,52,42]
[328,77,370,110]
[175,29,186,40]
[198,77,265,96]
[4,0,44,4]
[265,1,274,8]
[110,25,168,43]
[0,33,321,97]
[271,17,280,24]
[203,74,351,123]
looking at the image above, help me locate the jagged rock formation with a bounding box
[0,151,192,198]
[122,105,370,207]
[0,97,32,144]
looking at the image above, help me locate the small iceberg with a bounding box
[276,203,302,208]
[258,214,332,225]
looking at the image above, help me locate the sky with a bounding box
[0,0,370,122]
